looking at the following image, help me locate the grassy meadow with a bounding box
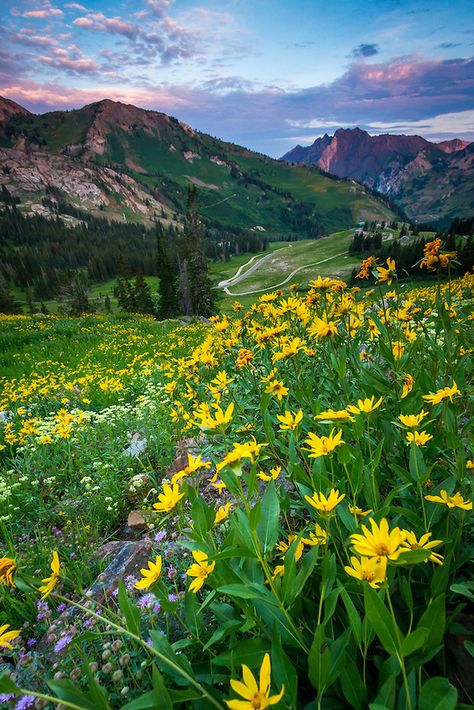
[0,249,473,709]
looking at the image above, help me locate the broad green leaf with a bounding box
[308,624,331,693]
[419,677,457,710]
[271,625,298,707]
[212,637,268,668]
[371,674,397,708]
[401,628,429,657]
[47,679,95,709]
[117,580,141,637]
[414,594,445,652]
[151,663,172,710]
[340,586,363,646]
[217,583,273,601]
[0,673,18,694]
[339,652,367,710]
[364,586,400,657]
[256,480,280,554]
[450,582,474,602]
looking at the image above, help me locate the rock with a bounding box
[58,539,153,625]
[127,510,147,530]
[124,432,147,457]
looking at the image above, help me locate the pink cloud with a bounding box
[64,3,88,9]
[22,8,63,18]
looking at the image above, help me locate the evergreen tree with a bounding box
[134,273,156,315]
[0,277,20,314]
[156,224,179,319]
[177,186,217,317]
[64,272,94,315]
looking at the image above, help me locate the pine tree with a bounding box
[134,273,156,315]
[156,224,179,319]
[0,277,20,314]
[177,186,217,317]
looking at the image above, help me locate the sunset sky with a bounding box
[1,0,473,156]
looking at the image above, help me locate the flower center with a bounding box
[375,544,390,556]
[251,692,262,709]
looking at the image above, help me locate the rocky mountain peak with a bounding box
[0,96,30,125]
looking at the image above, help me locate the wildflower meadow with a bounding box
[0,250,473,709]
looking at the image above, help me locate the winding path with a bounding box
[219,247,348,297]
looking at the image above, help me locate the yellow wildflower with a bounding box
[423,381,461,405]
[350,518,405,560]
[349,505,373,518]
[0,558,16,587]
[258,466,281,482]
[186,550,215,593]
[406,430,433,446]
[276,409,303,431]
[376,257,397,285]
[153,484,185,514]
[38,550,61,599]
[424,490,472,510]
[225,653,284,710]
[0,624,21,650]
[302,523,328,546]
[347,396,383,415]
[303,429,344,458]
[305,488,345,513]
[401,531,443,565]
[264,379,289,401]
[401,374,414,399]
[398,411,428,428]
[276,534,305,561]
[344,556,387,588]
[314,408,353,422]
[135,556,162,590]
[214,503,232,524]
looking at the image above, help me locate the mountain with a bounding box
[281,128,473,224]
[0,97,395,234]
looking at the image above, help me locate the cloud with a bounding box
[1,53,473,155]
[64,3,88,10]
[21,6,63,18]
[352,43,379,57]
[437,42,461,49]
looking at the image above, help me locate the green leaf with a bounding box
[203,619,241,651]
[117,580,140,636]
[256,480,280,554]
[271,625,298,707]
[414,594,446,652]
[212,637,268,668]
[0,672,18,694]
[391,548,431,565]
[371,674,397,708]
[47,679,95,709]
[450,583,474,602]
[419,677,457,710]
[364,586,401,657]
[340,586,362,646]
[401,627,429,657]
[217,583,273,601]
[151,663,172,710]
[308,624,331,693]
[465,640,474,658]
[339,652,367,710]
[191,495,213,538]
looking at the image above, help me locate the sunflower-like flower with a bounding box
[0,557,16,587]
[424,490,472,510]
[0,624,21,650]
[38,550,61,600]
[225,653,284,710]
[344,555,387,588]
[303,429,344,458]
[350,518,405,561]
[135,555,162,590]
[401,531,443,565]
[305,488,345,513]
[153,483,185,514]
[186,551,215,593]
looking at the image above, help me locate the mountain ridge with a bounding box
[281,127,473,224]
[0,95,395,234]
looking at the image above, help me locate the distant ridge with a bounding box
[281,127,473,224]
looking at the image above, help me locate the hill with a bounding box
[281,128,474,225]
[0,97,395,235]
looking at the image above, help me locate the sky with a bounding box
[1,0,473,156]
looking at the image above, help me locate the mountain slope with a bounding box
[281,128,473,224]
[0,98,395,233]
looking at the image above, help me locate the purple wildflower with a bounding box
[15,695,36,710]
[27,639,37,648]
[168,593,178,603]
[54,634,73,653]
[57,604,66,613]
[154,530,167,543]
[153,602,161,614]
[0,694,15,703]
[137,594,155,609]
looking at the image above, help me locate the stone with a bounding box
[127,510,147,530]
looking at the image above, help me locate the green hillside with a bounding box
[4,100,396,235]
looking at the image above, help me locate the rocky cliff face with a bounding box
[281,128,473,223]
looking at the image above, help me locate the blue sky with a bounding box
[1,0,473,155]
